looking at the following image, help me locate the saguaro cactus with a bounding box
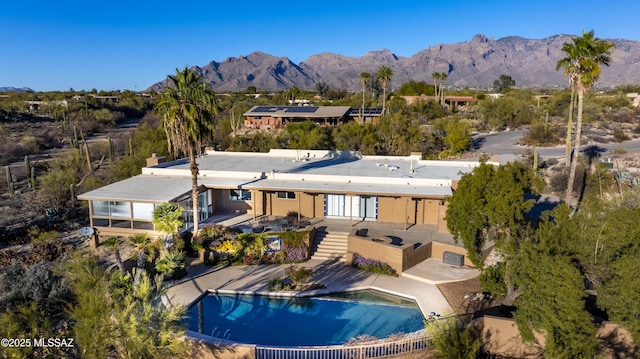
[6,166,14,197]
[107,136,114,164]
[24,156,32,188]
[72,125,79,149]
[30,166,36,189]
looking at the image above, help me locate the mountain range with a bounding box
[0,87,34,93]
[148,34,640,93]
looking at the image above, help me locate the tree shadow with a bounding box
[470,137,486,151]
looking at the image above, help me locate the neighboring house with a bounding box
[627,92,640,107]
[243,106,383,129]
[78,149,492,238]
[399,95,477,110]
[346,107,384,124]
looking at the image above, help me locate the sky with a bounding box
[1,0,639,92]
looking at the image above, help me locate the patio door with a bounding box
[324,194,377,220]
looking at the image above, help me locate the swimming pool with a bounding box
[187,289,425,346]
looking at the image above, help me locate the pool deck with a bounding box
[163,257,479,320]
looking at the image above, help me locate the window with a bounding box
[230,189,252,201]
[277,191,296,200]
[109,201,131,218]
[92,200,110,216]
[132,202,154,220]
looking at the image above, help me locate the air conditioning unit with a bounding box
[443,251,464,267]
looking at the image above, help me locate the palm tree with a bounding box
[556,30,614,205]
[376,66,393,113]
[129,233,158,285]
[155,67,218,236]
[103,236,126,274]
[439,72,448,106]
[565,88,577,165]
[152,202,184,250]
[431,72,441,99]
[358,72,371,124]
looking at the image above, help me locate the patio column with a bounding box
[252,190,256,220]
[297,192,301,221]
[349,195,353,227]
[404,197,408,230]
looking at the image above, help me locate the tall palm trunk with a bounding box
[433,76,438,98]
[361,85,366,124]
[565,88,576,165]
[189,148,200,237]
[382,86,387,114]
[565,89,584,205]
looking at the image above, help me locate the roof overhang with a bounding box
[242,179,451,198]
[78,175,256,203]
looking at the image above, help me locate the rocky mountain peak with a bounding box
[148,34,640,92]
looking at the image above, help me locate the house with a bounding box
[398,95,478,111]
[243,106,383,129]
[78,149,492,239]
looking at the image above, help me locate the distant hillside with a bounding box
[148,34,640,92]
[0,87,34,93]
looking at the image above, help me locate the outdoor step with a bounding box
[311,253,347,262]
[316,244,348,251]
[310,230,350,261]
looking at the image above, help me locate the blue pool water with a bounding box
[187,290,425,346]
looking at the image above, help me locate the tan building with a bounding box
[78,149,492,238]
[243,106,383,129]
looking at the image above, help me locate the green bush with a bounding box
[155,251,185,278]
[267,277,284,291]
[613,129,629,142]
[30,230,60,244]
[284,265,314,289]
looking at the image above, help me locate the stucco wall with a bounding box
[347,233,481,272]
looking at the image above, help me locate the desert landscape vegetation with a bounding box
[1,30,640,358]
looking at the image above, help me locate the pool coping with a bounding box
[186,287,431,348]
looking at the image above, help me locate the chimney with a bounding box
[146,153,167,167]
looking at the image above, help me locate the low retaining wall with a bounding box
[346,230,477,273]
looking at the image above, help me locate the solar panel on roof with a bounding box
[284,106,318,113]
[251,106,276,113]
[348,108,383,116]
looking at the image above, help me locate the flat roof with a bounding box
[78,175,256,202]
[79,149,487,203]
[244,105,351,118]
[150,150,477,183]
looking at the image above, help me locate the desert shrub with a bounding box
[549,165,586,194]
[521,123,563,146]
[426,318,480,359]
[612,147,628,155]
[284,265,314,289]
[352,253,398,276]
[0,261,71,313]
[613,129,629,142]
[591,135,610,144]
[30,230,60,244]
[545,157,559,166]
